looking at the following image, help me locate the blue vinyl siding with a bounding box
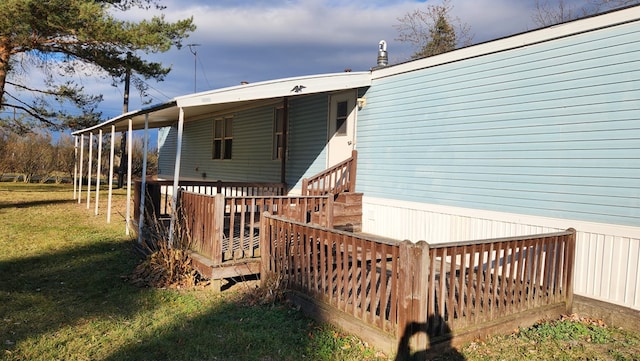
[357,21,640,226]
[286,94,330,191]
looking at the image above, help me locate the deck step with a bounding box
[333,192,363,232]
[189,251,260,280]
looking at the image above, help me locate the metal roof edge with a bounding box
[72,100,177,135]
[176,71,371,108]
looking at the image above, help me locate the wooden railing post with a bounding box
[211,193,224,265]
[565,228,576,314]
[259,212,272,288]
[413,241,430,351]
[301,178,309,196]
[349,149,357,192]
[397,241,412,351]
[397,240,430,356]
[326,193,334,228]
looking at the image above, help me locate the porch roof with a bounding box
[72,71,371,135]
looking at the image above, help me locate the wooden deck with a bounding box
[260,214,576,356]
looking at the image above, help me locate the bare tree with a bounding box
[52,134,76,184]
[395,0,473,59]
[532,0,640,27]
[131,137,158,178]
[9,132,53,183]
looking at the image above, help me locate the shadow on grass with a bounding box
[0,199,76,209]
[0,240,146,346]
[0,237,343,360]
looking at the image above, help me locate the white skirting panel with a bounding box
[362,196,640,311]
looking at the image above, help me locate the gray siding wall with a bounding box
[157,94,333,189]
[157,126,176,177]
[158,105,281,182]
[357,20,640,227]
[286,94,330,191]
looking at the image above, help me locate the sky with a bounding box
[92,0,564,120]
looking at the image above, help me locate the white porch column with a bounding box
[125,119,133,235]
[107,125,115,224]
[169,107,185,246]
[138,114,149,243]
[94,129,103,215]
[73,136,78,200]
[78,134,84,204]
[86,132,93,209]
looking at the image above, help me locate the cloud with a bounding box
[100,0,541,118]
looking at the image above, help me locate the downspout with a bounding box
[280,97,289,187]
[125,118,133,235]
[169,107,185,246]
[107,125,115,223]
[86,132,93,209]
[95,129,102,215]
[138,114,149,244]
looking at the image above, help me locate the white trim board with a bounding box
[362,195,640,242]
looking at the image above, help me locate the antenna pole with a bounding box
[187,44,201,93]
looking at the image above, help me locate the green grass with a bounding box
[2,183,639,361]
[0,183,387,361]
[443,317,640,361]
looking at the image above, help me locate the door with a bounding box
[327,90,356,167]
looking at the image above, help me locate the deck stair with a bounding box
[312,192,362,232]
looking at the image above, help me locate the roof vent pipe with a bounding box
[377,40,388,67]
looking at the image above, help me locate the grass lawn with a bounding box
[1,183,639,361]
[0,183,385,361]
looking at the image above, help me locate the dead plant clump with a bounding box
[131,209,203,289]
[131,244,201,288]
[241,273,287,306]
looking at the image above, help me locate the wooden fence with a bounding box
[179,191,333,266]
[259,213,576,354]
[302,150,357,196]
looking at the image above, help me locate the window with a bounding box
[213,117,233,159]
[273,107,285,160]
[335,100,348,136]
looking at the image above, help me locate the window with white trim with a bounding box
[213,117,233,159]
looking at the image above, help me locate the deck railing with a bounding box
[179,191,333,266]
[301,150,357,196]
[259,213,576,354]
[134,179,286,221]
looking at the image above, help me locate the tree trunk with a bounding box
[0,37,11,105]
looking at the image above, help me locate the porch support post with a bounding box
[73,136,78,199]
[125,118,133,235]
[86,132,93,209]
[137,114,149,244]
[169,107,185,246]
[78,134,84,204]
[94,129,103,215]
[107,125,115,224]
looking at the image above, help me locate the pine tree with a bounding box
[0,0,195,130]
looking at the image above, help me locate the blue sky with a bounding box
[93,0,559,119]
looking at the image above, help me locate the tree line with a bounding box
[0,129,156,184]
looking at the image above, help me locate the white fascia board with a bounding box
[72,100,177,135]
[176,72,371,108]
[373,5,640,80]
[71,109,140,136]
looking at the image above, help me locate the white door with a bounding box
[327,90,357,167]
